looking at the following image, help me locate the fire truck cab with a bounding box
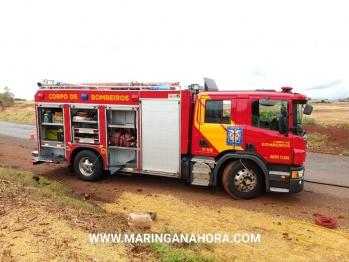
[32,78,313,199]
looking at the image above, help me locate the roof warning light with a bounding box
[281,87,293,93]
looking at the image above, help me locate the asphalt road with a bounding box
[0,120,36,139]
[0,120,348,187]
[305,152,349,186]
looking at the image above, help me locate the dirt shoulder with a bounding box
[304,123,349,155]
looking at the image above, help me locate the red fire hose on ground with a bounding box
[315,215,337,228]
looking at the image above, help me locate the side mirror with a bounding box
[303,104,313,115]
[280,105,287,116]
[278,115,287,135]
[259,99,275,106]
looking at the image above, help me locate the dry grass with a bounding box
[0,167,137,262]
[0,206,129,262]
[0,101,35,123]
[306,101,349,126]
[102,192,349,262]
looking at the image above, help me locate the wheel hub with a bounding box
[79,157,94,176]
[234,169,257,192]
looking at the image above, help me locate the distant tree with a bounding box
[0,86,15,107]
[307,97,311,101]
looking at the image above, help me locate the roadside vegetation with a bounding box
[303,116,317,125]
[338,97,349,102]
[302,100,349,155]
[0,100,35,123]
[340,149,349,156]
[0,87,35,123]
[0,166,217,261]
[0,87,15,108]
[308,99,331,104]
[306,133,330,150]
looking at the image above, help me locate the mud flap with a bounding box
[32,152,65,165]
[109,165,124,175]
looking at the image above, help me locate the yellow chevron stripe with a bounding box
[194,94,243,152]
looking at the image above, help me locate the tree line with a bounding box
[0,86,15,107]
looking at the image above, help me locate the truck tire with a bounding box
[222,161,263,199]
[74,150,103,181]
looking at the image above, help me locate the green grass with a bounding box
[307,133,329,143]
[329,142,339,148]
[307,133,330,149]
[303,116,317,125]
[259,110,278,121]
[0,166,103,214]
[149,242,218,262]
[146,226,219,262]
[340,149,349,156]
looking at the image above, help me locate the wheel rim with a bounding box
[79,157,94,177]
[234,168,257,192]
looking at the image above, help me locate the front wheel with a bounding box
[222,161,264,199]
[74,150,103,181]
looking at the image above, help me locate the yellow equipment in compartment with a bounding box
[45,128,63,140]
[53,111,63,123]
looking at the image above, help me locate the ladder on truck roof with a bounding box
[37,79,180,90]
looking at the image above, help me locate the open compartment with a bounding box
[70,105,99,144]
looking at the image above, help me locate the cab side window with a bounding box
[205,100,231,124]
[252,100,288,131]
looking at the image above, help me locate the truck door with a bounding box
[247,96,293,164]
[194,95,238,156]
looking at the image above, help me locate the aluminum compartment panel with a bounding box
[141,99,180,174]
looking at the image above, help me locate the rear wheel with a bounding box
[222,161,264,199]
[74,150,103,181]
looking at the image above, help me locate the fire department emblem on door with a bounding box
[227,126,243,146]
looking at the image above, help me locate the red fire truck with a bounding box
[32,78,313,199]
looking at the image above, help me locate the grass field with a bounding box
[0,101,35,123]
[305,101,349,126]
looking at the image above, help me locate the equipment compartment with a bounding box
[106,107,138,172]
[71,107,99,144]
[106,107,137,149]
[36,104,65,145]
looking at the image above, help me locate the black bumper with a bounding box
[289,176,304,193]
[269,166,305,193]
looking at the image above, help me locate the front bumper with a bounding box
[269,166,305,193]
[289,176,304,193]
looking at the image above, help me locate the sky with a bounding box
[0,0,348,100]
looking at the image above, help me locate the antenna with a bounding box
[256,72,267,90]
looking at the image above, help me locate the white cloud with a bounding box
[0,0,348,100]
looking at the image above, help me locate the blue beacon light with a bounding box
[81,94,88,100]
